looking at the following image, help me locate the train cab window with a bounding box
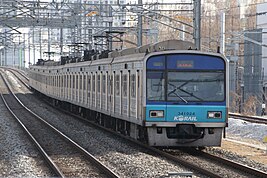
[131,74,136,98]
[167,71,225,102]
[147,71,165,101]
[115,74,120,96]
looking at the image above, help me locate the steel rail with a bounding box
[0,71,64,178]
[229,112,267,124]
[4,68,30,88]
[56,108,223,178]
[41,94,267,178]
[0,71,119,178]
[197,150,267,178]
[3,67,29,82]
[13,67,266,177]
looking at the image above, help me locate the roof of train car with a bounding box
[29,40,204,70]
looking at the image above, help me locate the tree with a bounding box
[242,95,261,115]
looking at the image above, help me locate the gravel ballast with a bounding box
[0,79,53,177]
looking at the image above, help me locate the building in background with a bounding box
[243,29,263,115]
[257,2,267,115]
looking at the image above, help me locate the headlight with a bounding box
[150,110,164,118]
[208,111,222,119]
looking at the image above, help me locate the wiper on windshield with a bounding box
[168,87,188,103]
[167,81,203,102]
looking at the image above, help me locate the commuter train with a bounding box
[28,40,229,147]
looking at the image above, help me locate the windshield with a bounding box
[147,71,165,101]
[167,72,225,102]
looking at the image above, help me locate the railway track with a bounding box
[8,68,267,177]
[0,70,119,178]
[54,104,267,178]
[229,113,267,124]
[4,68,29,88]
[3,67,29,82]
[165,148,267,178]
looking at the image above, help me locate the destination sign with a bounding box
[177,60,194,68]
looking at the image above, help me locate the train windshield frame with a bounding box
[167,71,224,102]
[146,53,226,103]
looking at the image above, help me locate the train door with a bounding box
[122,72,129,117]
[120,71,122,115]
[53,74,56,96]
[92,73,96,108]
[63,74,65,99]
[108,72,114,115]
[99,72,102,109]
[127,70,130,117]
[88,73,92,107]
[83,73,87,104]
[114,72,120,115]
[79,73,82,103]
[59,75,64,98]
[107,73,111,114]
[138,70,142,119]
[76,74,79,103]
[57,74,59,97]
[65,74,67,100]
[112,72,115,114]
[68,74,70,100]
[102,72,106,110]
[72,73,74,101]
[130,72,136,119]
[105,72,108,111]
[72,73,75,101]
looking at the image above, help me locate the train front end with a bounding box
[144,51,228,147]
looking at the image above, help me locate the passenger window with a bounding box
[122,74,127,97]
[97,75,100,92]
[76,75,79,89]
[73,75,75,89]
[115,74,120,96]
[110,75,113,95]
[80,75,82,89]
[84,75,86,90]
[103,75,106,94]
[92,75,95,92]
[131,74,136,98]
[88,75,91,92]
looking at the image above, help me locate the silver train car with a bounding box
[29,40,229,147]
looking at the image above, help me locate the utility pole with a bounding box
[48,28,51,60]
[108,5,113,51]
[137,0,143,47]
[220,12,225,54]
[32,28,36,65]
[60,28,63,55]
[193,0,201,50]
[39,28,42,59]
